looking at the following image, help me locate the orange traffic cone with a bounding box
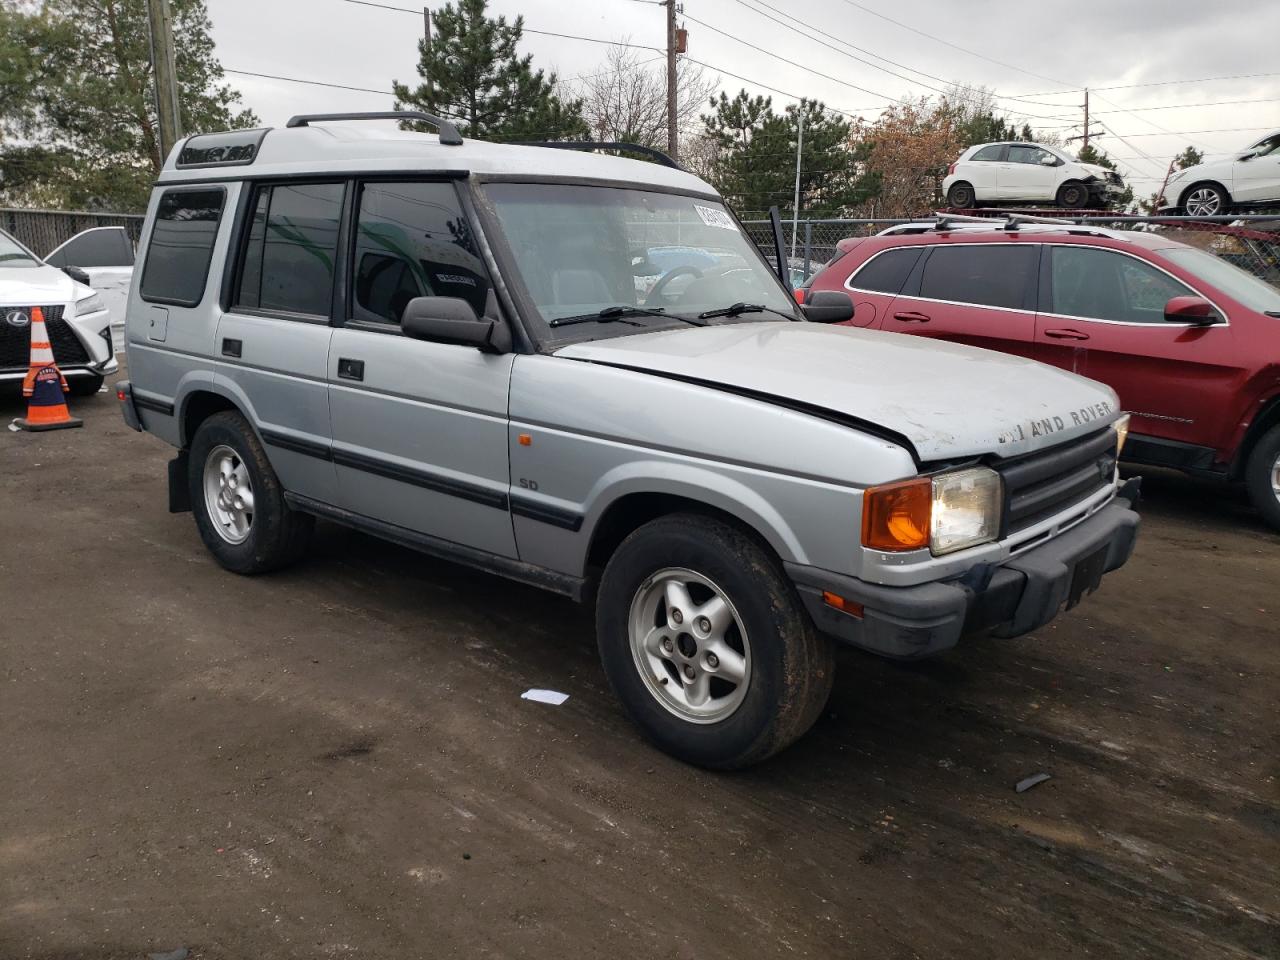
[13,306,82,432]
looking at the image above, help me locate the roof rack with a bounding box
[516,141,685,171]
[285,111,463,146]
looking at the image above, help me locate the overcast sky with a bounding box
[207,0,1280,190]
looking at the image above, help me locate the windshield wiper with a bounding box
[697,301,795,321]
[549,305,705,328]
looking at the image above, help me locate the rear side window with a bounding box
[46,227,135,268]
[971,144,1005,162]
[140,188,226,306]
[1049,247,1195,323]
[919,245,1038,310]
[352,181,490,324]
[847,248,923,294]
[235,182,344,317]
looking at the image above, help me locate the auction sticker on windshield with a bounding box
[694,204,737,231]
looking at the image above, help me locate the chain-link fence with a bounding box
[1,207,145,258]
[743,212,1280,288]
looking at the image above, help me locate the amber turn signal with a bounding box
[822,591,864,618]
[861,477,931,551]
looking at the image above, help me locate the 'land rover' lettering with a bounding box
[997,401,1114,444]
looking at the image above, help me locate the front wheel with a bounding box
[188,411,314,573]
[1245,424,1280,532]
[595,513,834,769]
[68,374,104,397]
[1056,181,1090,209]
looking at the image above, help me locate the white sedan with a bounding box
[1158,131,1280,215]
[943,141,1127,209]
[1,228,120,395]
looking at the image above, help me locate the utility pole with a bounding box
[422,7,432,99]
[665,0,678,162]
[146,0,182,162]
[790,100,804,260]
[1083,88,1090,153]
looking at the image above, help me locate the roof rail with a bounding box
[285,111,463,146]
[516,141,685,170]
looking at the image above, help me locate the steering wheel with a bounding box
[646,264,703,304]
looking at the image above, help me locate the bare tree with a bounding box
[571,45,717,150]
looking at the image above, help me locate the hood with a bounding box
[0,263,80,307]
[555,323,1121,461]
[1079,162,1112,179]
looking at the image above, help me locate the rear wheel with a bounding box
[595,513,835,769]
[947,181,975,209]
[188,411,313,573]
[1056,181,1090,209]
[68,374,104,397]
[1245,424,1280,532]
[1182,183,1229,216]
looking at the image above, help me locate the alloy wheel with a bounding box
[203,444,255,544]
[628,567,751,724]
[1185,188,1222,216]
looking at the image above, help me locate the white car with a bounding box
[1158,131,1280,215]
[44,225,136,352]
[943,141,1126,210]
[0,228,120,395]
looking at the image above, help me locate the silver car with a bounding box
[117,114,1140,768]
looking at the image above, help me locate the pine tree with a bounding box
[392,0,587,142]
[0,0,255,211]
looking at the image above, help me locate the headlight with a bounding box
[930,467,1003,555]
[1113,413,1130,457]
[75,291,106,315]
[861,466,1003,555]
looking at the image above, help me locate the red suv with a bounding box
[801,221,1280,529]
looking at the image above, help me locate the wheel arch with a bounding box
[1231,390,1280,479]
[178,387,245,448]
[584,489,800,577]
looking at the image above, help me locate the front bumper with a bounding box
[788,480,1140,660]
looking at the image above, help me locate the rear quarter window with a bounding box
[140,188,226,306]
[846,247,923,294]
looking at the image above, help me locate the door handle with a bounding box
[1044,328,1090,341]
[337,358,365,381]
[893,311,931,323]
[221,338,242,358]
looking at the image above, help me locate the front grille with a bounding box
[995,427,1116,534]
[0,306,90,370]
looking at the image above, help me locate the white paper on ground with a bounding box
[521,688,569,706]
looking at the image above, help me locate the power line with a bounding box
[1008,72,1280,99]
[834,0,1074,90]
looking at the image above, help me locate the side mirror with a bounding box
[1164,295,1220,326]
[1039,156,1057,166]
[402,296,512,353]
[802,289,854,324]
[61,265,91,286]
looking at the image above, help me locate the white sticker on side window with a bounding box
[693,204,737,231]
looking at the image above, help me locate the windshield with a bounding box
[0,231,40,267]
[482,182,796,336]
[1162,247,1280,314]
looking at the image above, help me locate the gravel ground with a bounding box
[1,374,1277,960]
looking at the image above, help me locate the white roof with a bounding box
[158,123,718,196]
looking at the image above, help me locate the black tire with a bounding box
[68,374,104,397]
[1056,181,1090,209]
[1244,424,1280,532]
[1180,182,1230,217]
[595,513,835,769]
[947,181,975,209]
[187,410,313,574]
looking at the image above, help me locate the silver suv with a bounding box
[118,113,1140,768]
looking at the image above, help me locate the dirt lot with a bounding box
[1,374,1277,960]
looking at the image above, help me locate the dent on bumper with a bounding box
[787,483,1141,660]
